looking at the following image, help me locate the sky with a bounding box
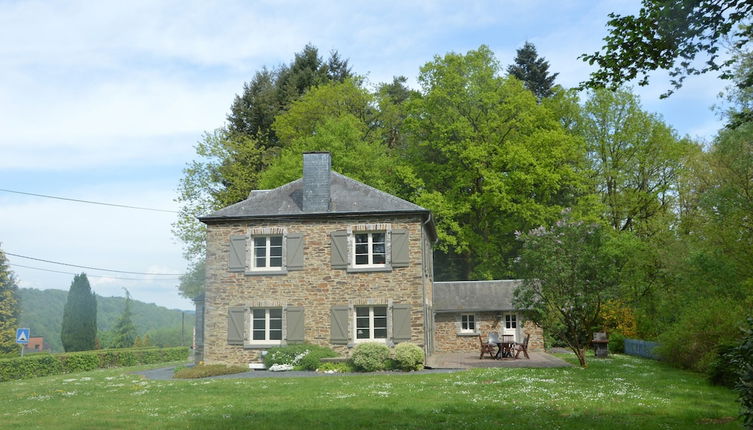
[0,0,730,311]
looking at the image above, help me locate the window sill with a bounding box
[243,342,282,349]
[244,269,288,276]
[346,266,392,273]
[457,332,480,337]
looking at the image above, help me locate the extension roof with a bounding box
[433,280,524,312]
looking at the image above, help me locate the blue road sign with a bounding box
[16,328,30,344]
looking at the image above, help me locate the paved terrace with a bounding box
[426,351,571,369]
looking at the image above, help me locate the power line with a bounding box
[9,263,182,281]
[0,188,179,213]
[5,252,185,276]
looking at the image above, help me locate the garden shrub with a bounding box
[708,342,739,387]
[0,347,188,382]
[316,362,354,373]
[394,343,424,371]
[263,344,338,370]
[608,332,625,354]
[174,364,248,379]
[730,317,753,428]
[656,297,745,373]
[351,342,390,372]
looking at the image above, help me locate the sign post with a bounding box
[16,328,30,357]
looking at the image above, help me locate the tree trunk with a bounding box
[572,346,588,367]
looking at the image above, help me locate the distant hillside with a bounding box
[18,288,195,352]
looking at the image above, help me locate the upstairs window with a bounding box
[353,232,386,267]
[251,236,283,271]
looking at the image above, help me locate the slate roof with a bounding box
[200,171,430,222]
[433,280,523,312]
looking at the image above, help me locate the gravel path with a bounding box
[134,365,461,380]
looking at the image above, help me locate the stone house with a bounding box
[196,152,541,366]
[433,281,543,353]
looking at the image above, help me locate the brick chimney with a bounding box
[302,152,331,212]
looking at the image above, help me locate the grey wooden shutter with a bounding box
[391,229,409,268]
[392,304,412,343]
[330,230,348,269]
[228,235,246,272]
[286,307,305,344]
[286,233,305,271]
[227,307,246,345]
[330,306,350,344]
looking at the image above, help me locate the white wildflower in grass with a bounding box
[62,378,77,383]
[80,377,91,381]
[27,394,51,401]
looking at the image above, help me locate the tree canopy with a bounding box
[581,0,753,97]
[0,245,19,354]
[60,273,97,352]
[507,41,559,100]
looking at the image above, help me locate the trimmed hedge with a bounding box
[0,347,188,382]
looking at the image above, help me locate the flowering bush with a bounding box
[263,344,338,371]
[351,342,390,372]
[394,343,424,371]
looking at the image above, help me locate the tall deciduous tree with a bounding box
[111,289,137,349]
[407,45,592,280]
[60,273,97,352]
[578,88,693,236]
[514,213,619,367]
[0,245,20,354]
[580,0,753,97]
[507,41,559,100]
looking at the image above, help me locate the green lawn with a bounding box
[0,354,741,429]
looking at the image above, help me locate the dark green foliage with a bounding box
[580,0,753,97]
[173,364,248,379]
[608,332,626,354]
[730,317,753,428]
[0,347,188,382]
[60,274,97,352]
[262,344,338,370]
[709,343,740,387]
[111,289,137,349]
[0,246,20,354]
[656,297,745,373]
[507,41,558,100]
[350,342,390,372]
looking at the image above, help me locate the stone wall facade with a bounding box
[434,312,544,353]
[203,215,433,365]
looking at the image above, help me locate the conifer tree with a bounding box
[507,41,558,100]
[112,289,137,348]
[0,246,20,354]
[60,273,97,352]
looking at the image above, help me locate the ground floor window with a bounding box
[460,313,475,333]
[252,308,282,343]
[505,314,517,329]
[355,306,387,340]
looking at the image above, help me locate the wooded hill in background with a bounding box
[18,288,194,352]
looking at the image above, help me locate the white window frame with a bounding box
[352,232,387,268]
[250,308,283,345]
[505,314,517,329]
[354,305,388,342]
[250,235,284,272]
[460,313,476,333]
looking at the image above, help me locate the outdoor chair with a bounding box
[479,334,495,359]
[514,335,530,359]
[500,334,515,358]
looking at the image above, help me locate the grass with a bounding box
[0,354,741,429]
